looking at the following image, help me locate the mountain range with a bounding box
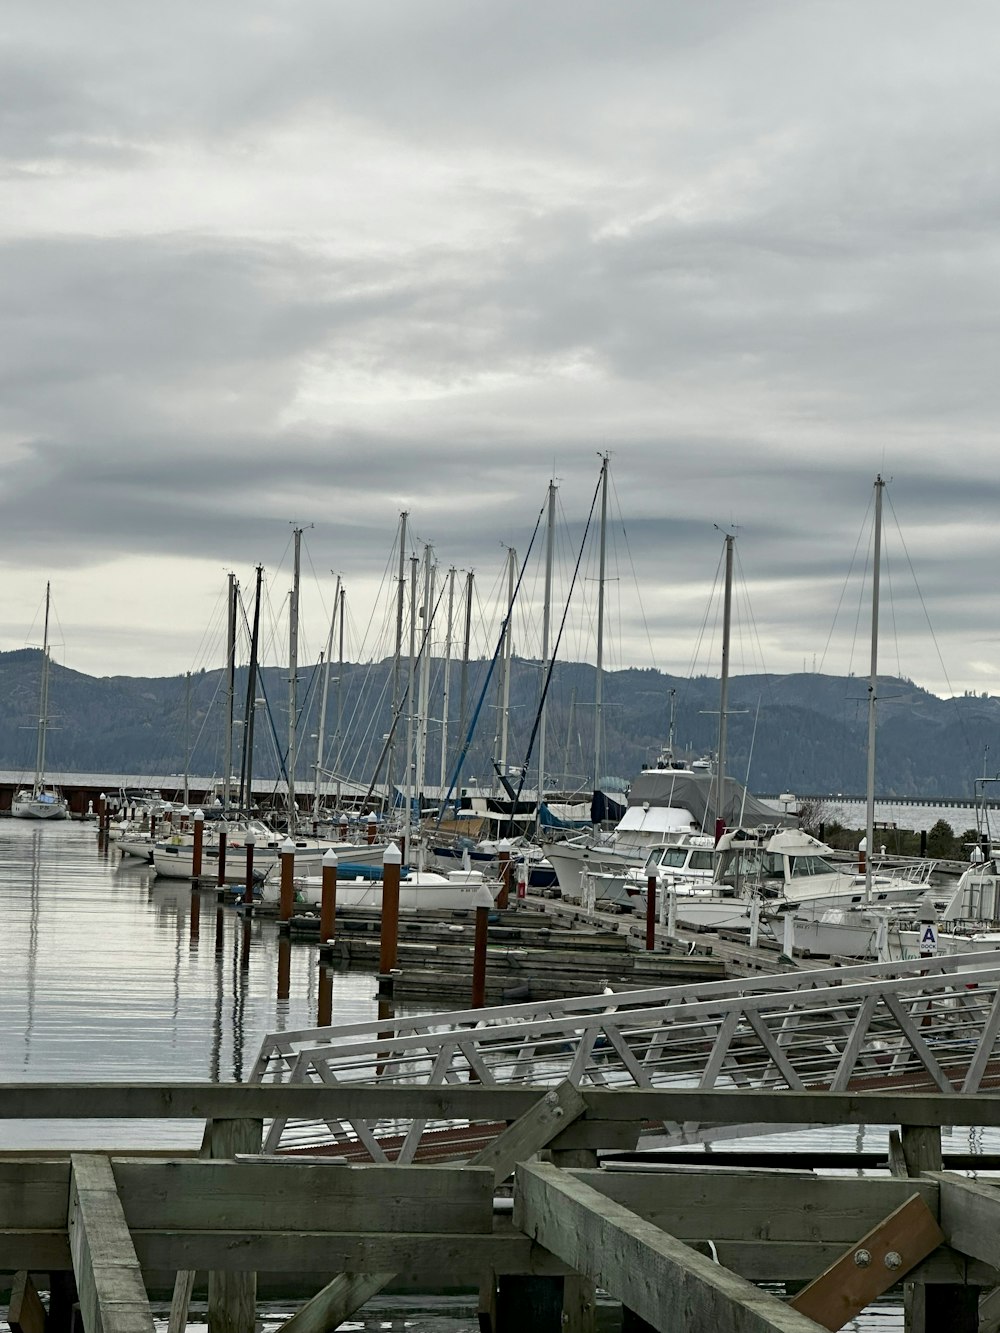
[1,648,997,801]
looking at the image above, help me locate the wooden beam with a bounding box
[788,1194,944,1331]
[206,1118,261,1333]
[2,1084,1000,1130]
[273,1081,587,1333]
[933,1172,1000,1270]
[68,1154,155,1333]
[514,1161,825,1333]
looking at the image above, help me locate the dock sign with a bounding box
[919,922,939,955]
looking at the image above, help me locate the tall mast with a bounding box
[416,545,433,804]
[223,572,238,810]
[498,547,516,777]
[183,670,192,807]
[537,478,556,828]
[405,553,418,838]
[336,581,345,813]
[454,570,474,810]
[389,512,408,798]
[239,566,263,817]
[34,582,52,792]
[440,567,456,789]
[288,526,302,829]
[865,475,885,904]
[594,454,609,788]
[716,533,735,838]
[314,575,339,819]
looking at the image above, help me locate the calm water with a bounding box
[0,820,927,1329]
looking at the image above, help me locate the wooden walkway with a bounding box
[2,1084,1000,1333]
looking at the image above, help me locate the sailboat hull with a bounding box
[12,790,69,820]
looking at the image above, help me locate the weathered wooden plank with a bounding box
[900,1125,942,1175]
[273,1081,588,1333]
[112,1160,493,1233]
[0,1160,73,1226]
[514,1162,825,1333]
[68,1153,155,1333]
[933,1172,1000,1270]
[789,1194,944,1331]
[8,1271,47,1333]
[2,1083,1000,1130]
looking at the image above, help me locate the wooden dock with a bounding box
[1,1083,1000,1333]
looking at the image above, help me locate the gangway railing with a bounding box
[252,950,1000,1160]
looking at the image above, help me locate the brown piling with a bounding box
[216,821,228,888]
[470,886,494,1008]
[320,849,338,941]
[378,843,402,997]
[366,811,378,845]
[191,810,205,880]
[497,839,512,910]
[279,838,295,922]
[645,873,657,951]
[243,832,255,907]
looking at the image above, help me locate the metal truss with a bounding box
[252,950,1000,1159]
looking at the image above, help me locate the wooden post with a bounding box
[243,830,255,907]
[191,809,205,879]
[180,804,191,833]
[366,811,377,845]
[471,887,493,1008]
[217,820,228,888]
[279,837,296,922]
[321,848,338,941]
[379,842,401,996]
[645,874,656,951]
[497,839,512,910]
[205,1118,263,1333]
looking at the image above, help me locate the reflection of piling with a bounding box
[149,811,157,840]
[215,903,225,955]
[645,874,657,951]
[279,838,295,922]
[190,887,201,945]
[497,839,512,910]
[470,887,494,1008]
[277,936,291,1000]
[191,810,205,880]
[216,822,228,888]
[378,843,401,999]
[317,965,333,1026]
[240,917,251,970]
[320,849,338,942]
[243,831,255,908]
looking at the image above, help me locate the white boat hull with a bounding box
[11,792,68,820]
[264,869,501,912]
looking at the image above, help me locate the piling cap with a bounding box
[323,848,339,867]
[474,886,495,909]
[366,810,377,823]
[382,842,402,866]
[244,829,256,846]
[194,809,205,822]
[281,837,296,855]
[497,838,512,854]
[181,805,191,817]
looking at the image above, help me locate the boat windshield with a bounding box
[718,849,784,884]
[788,854,837,877]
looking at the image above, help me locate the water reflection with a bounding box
[0,820,389,1147]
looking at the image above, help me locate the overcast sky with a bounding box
[3,1,998,695]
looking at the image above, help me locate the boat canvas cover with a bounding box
[627,770,786,831]
[616,806,700,835]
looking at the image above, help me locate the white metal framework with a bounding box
[252,950,1000,1159]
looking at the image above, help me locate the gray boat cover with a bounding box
[626,769,789,831]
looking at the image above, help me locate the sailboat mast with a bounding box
[287,526,303,829]
[499,547,516,777]
[389,512,408,798]
[34,582,52,792]
[238,566,263,817]
[405,553,418,839]
[717,533,734,837]
[537,479,556,829]
[336,581,344,813]
[865,475,885,904]
[314,575,339,819]
[454,570,474,810]
[439,567,456,789]
[223,572,238,811]
[416,545,433,804]
[594,454,609,788]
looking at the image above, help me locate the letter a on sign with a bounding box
[920,923,938,954]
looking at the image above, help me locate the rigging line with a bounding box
[435,494,551,823]
[884,490,977,763]
[506,476,603,831]
[361,576,451,811]
[740,698,763,825]
[817,488,875,676]
[607,467,658,670]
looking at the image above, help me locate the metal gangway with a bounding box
[252,950,1000,1160]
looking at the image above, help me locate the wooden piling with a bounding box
[217,820,228,888]
[320,849,338,941]
[191,809,205,879]
[471,887,493,1008]
[498,839,512,910]
[366,811,377,845]
[279,837,295,922]
[379,843,401,996]
[243,831,255,907]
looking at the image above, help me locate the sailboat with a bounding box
[12,583,69,821]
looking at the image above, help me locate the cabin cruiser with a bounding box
[544,750,785,900]
[573,834,717,911]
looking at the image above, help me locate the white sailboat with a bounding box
[12,583,68,821]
